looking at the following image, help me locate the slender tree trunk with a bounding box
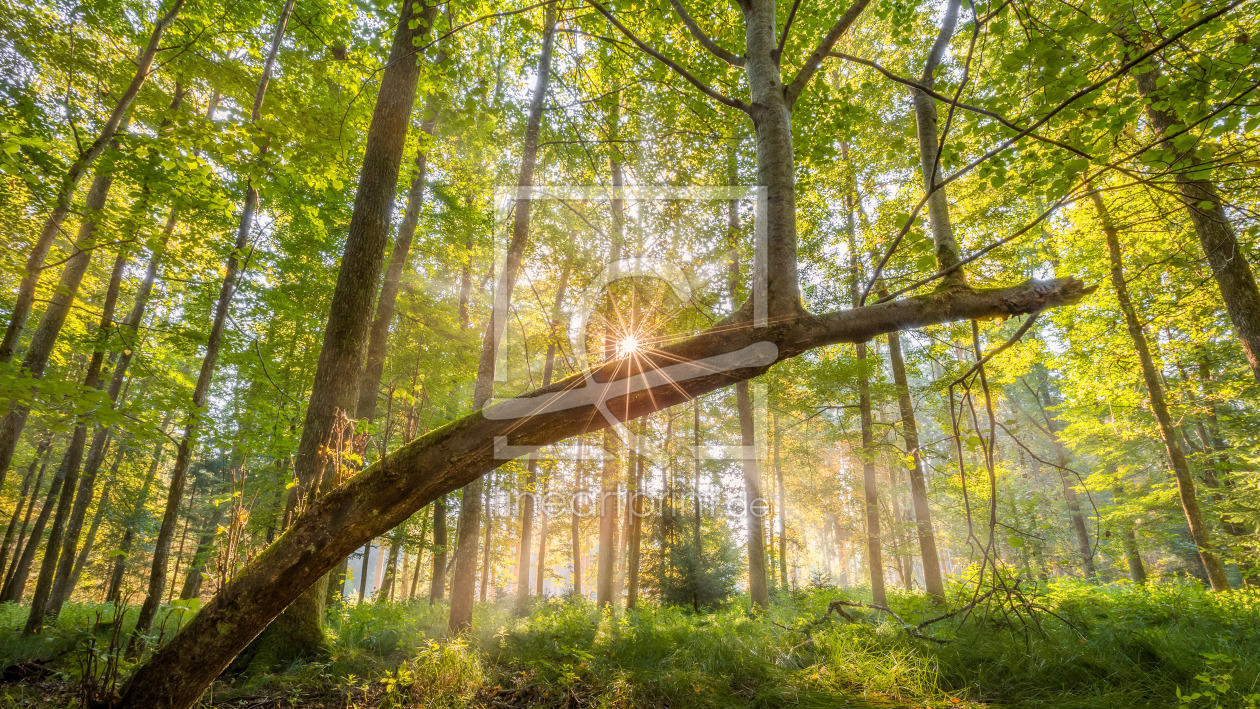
[377,534,402,601]
[596,94,625,611]
[0,439,52,579]
[1032,378,1096,578]
[885,331,945,601]
[66,447,125,599]
[692,401,702,612]
[479,481,492,602]
[1,444,70,602]
[358,541,372,602]
[536,476,548,597]
[727,144,768,608]
[1090,186,1230,590]
[178,503,225,601]
[1113,486,1147,585]
[0,0,186,369]
[571,448,583,598]
[449,1,557,633]
[845,189,885,605]
[133,0,297,638]
[911,0,966,286]
[773,415,787,588]
[626,434,644,609]
[106,421,169,604]
[429,498,447,603]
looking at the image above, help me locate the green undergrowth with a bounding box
[1,580,1258,708]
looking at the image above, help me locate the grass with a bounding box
[1,580,1258,707]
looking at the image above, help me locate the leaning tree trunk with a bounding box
[1090,186,1230,590]
[114,268,1088,708]
[0,0,186,370]
[133,0,297,639]
[449,0,557,632]
[886,330,946,601]
[114,0,1097,701]
[240,0,438,668]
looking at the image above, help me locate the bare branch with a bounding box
[586,0,750,113]
[784,0,872,109]
[667,0,744,66]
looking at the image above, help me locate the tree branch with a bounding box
[587,0,750,113]
[784,0,872,109]
[667,0,744,66]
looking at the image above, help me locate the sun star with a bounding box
[617,335,640,358]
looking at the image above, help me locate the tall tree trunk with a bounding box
[596,94,625,611]
[1127,47,1260,386]
[0,0,186,369]
[571,447,583,598]
[728,143,768,608]
[692,401,702,612]
[536,475,548,597]
[449,0,556,632]
[846,191,885,606]
[327,93,442,606]
[1090,186,1230,590]
[885,330,945,601]
[134,0,297,638]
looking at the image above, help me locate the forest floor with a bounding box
[0,580,1256,708]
